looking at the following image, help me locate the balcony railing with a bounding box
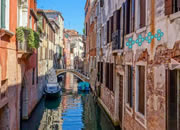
[112,30,121,51]
[16,27,40,55]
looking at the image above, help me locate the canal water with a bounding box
[22,72,119,130]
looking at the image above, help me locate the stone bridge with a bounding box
[56,69,90,82]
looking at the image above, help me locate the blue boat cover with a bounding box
[78,82,90,91]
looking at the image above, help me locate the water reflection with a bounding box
[22,72,119,130]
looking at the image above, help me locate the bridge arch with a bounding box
[56,69,89,82]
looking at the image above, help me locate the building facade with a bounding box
[37,9,57,103]
[0,0,40,129]
[63,29,85,70]
[44,10,65,69]
[85,0,180,130]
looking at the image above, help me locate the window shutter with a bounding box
[1,0,6,28]
[132,0,135,32]
[122,3,125,49]
[140,0,146,28]
[113,11,117,32]
[100,62,103,83]
[107,21,109,43]
[130,66,133,107]
[111,16,114,41]
[138,66,145,115]
[124,1,128,35]
[176,0,180,12]
[109,18,112,42]
[165,0,173,15]
[110,63,113,91]
[117,9,120,30]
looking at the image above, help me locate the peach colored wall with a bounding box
[0,0,39,130]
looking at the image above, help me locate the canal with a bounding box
[22,72,119,130]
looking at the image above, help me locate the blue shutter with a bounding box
[1,0,6,28]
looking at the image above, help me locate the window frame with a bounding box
[0,0,9,30]
[135,0,147,30]
[173,0,180,13]
[125,64,133,107]
[166,69,180,130]
[125,63,134,116]
[135,62,147,127]
[29,15,32,29]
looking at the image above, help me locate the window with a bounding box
[70,48,74,53]
[167,70,180,130]
[109,63,113,91]
[106,63,109,88]
[100,0,104,7]
[100,62,103,83]
[0,0,9,29]
[116,9,121,31]
[113,9,123,49]
[137,0,146,29]
[98,62,100,81]
[32,68,35,85]
[98,62,103,82]
[125,0,135,34]
[105,63,114,91]
[173,0,180,13]
[165,0,180,15]
[107,20,109,43]
[127,65,133,107]
[110,16,113,42]
[136,66,145,115]
[29,15,32,29]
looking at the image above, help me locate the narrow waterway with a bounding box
[22,72,119,130]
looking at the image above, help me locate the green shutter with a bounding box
[1,0,6,28]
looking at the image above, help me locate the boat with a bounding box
[78,82,90,92]
[44,83,61,99]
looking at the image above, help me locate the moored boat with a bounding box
[78,82,90,92]
[44,83,61,99]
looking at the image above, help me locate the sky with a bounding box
[37,0,86,34]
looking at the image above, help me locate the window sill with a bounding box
[125,32,134,39]
[135,111,147,128]
[169,11,180,21]
[135,26,147,34]
[112,49,123,54]
[125,104,133,116]
[0,28,14,38]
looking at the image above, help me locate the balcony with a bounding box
[16,27,40,60]
[112,30,121,52]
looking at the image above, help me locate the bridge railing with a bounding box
[56,69,90,82]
